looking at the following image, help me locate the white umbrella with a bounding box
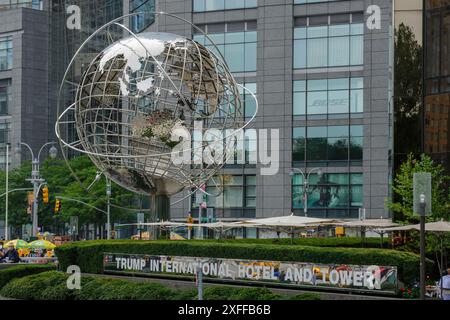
[239,214,342,228]
[380,220,450,276]
[380,220,450,233]
[339,218,400,229]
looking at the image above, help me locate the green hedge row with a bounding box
[212,237,389,248]
[0,271,320,300]
[55,240,431,284]
[0,264,56,288]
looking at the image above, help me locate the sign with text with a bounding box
[103,253,398,294]
[413,172,432,216]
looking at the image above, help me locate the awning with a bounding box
[236,214,343,228]
[380,220,450,233]
[337,219,400,229]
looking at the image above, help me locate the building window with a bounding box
[0,36,13,71]
[293,77,364,117]
[0,0,42,11]
[193,21,257,73]
[239,82,257,119]
[0,122,10,144]
[425,3,450,94]
[0,79,11,115]
[193,0,257,12]
[191,175,256,218]
[295,0,340,3]
[293,125,363,165]
[130,0,155,33]
[294,13,364,69]
[292,173,363,218]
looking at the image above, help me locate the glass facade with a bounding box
[193,0,257,12]
[0,122,9,144]
[293,125,363,166]
[294,13,364,69]
[192,175,256,218]
[292,173,363,218]
[130,0,155,33]
[295,0,340,3]
[193,21,257,73]
[0,36,12,71]
[0,79,11,115]
[0,0,42,11]
[293,77,363,117]
[239,82,257,119]
[424,0,450,170]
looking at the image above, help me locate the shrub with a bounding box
[55,240,431,285]
[0,271,73,300]
[0,264,56,288]
[76,277,175,300]
[217,237,389,248]
[0,271,314,300]
[290,293,321,300]
[203,286,281,300]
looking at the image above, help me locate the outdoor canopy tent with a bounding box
[380,219,450,275]
[379,220,450,233]
[235,214,343,228]
[336,218,400,229]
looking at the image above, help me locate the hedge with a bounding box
[0,264,56,288]
[0,271,320,300]
[210,237,389,248]
[55,240,432,285]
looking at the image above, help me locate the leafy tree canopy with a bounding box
[388,153,450,224]
[0,156,138,231]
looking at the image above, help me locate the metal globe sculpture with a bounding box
[56,14,255,201]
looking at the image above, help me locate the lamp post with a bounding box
[289,168,323,217]
[15,142,57,237]
[4,143,9,240]
[419,193,426,300]
[87,171,111,240]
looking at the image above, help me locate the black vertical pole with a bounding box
[421,0,426,154]
[420,201,426,300]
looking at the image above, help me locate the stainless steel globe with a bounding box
[70,31,244,196]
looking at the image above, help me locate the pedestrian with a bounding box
[438,267,450,300]
[0,243,21,263]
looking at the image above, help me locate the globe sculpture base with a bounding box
[151,194,171,239]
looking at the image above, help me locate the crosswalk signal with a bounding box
[54,199,61,213]
[42,186,49,204]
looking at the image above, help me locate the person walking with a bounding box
[439,267,450,300]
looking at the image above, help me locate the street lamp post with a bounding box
[87,171,111,240]
[419,193,426,300]
[290,168,323,217]
[5,143,9,240]
[106,178,111,240]
[16,142,57,237]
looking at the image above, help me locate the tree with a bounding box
[388,153,450,224]
[394,23,423,168]
[0,156,137,236]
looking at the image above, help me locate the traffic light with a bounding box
[54,199,61,213]
[42,186,49,204]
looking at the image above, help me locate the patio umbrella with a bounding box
[380,220,450,233]
[381,220,450,275]
[240,214,342,227]
[29,240,56,250]
[5,239,29,249]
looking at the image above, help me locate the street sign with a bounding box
[137,212,145,224]
[206,208,214,222]
[69,216,79,235]
[413,172,432,216]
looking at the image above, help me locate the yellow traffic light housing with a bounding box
[42,186,49,204]
[54,199,61,213]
